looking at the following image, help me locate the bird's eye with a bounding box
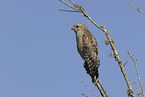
[76,26,79,28]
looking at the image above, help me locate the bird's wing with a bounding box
[82,29,100,80]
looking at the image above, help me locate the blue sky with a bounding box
[0,0,145,97]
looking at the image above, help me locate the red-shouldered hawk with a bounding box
[72,23,100,83]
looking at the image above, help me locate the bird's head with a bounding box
[71,23,87,33]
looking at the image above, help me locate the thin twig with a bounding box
[82,94,90,97]
[59,0,79,10]
[123,60,128,66]
[128,50,145,96]
[80,81,99,97]
[136,89,142,96]
[68,0,75,5]
[136,84,145,97]
[134,81,140,96]
[58,9,81,12]
[77,56,84,64]
[119,52,130,57]
[123,0,145,15]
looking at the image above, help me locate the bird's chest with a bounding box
[76,33,84,57]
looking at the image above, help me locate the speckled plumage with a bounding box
[72,23,100,83]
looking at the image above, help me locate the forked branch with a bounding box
[128,50,145,96]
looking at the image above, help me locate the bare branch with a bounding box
[127,50,145,96]
[99,15,135,97]
[94,79,109,97]
[123,0,145,15]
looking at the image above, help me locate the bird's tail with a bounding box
[91,69,99,83]
[83,62,99,83]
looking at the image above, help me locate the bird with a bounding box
[71,23,100,83]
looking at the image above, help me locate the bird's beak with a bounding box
[71,26,75,30]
